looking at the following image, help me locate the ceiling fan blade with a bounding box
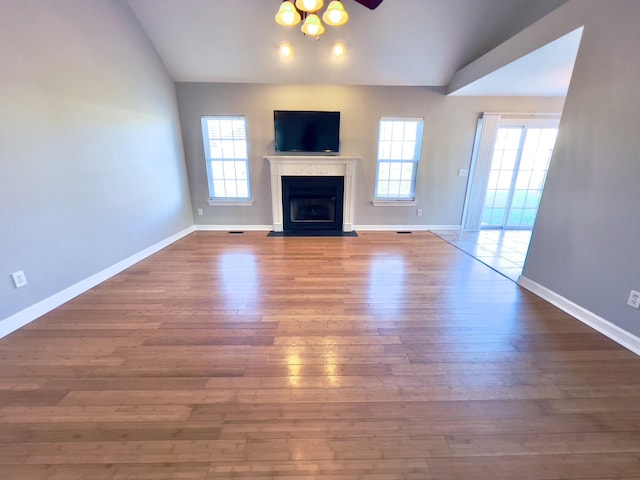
[352,0,384,10]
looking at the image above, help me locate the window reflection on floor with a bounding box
[368,255,405,313]
[218,252,258,308]
[432,230,531,282]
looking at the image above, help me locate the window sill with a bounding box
[372,200,417,207]
[207,199,254,207]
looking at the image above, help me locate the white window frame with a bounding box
[373,117,424,206]
[201,116,253,206]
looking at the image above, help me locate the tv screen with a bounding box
[274,110,340,153]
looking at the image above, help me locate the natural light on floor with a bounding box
[433,229,532,281]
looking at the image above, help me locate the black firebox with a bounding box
[282,176,344,232]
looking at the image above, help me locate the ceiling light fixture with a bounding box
[275,0,349,38]
[279,43,294,58]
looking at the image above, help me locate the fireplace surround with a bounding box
[265,156,359,232]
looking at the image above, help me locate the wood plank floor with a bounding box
[1,231,639,479]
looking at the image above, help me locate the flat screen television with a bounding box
[274,110,340,153]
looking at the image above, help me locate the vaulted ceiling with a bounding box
[126,0,577,95]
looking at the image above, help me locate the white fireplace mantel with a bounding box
[265,156,359,232]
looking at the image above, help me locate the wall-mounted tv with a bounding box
[274,110,340,154]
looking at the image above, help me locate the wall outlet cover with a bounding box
[628,290,640,309]
[11,270,28,288]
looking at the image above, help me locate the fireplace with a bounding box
[282,176,344,231]
[265,156,359,232]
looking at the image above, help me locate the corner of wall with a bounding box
[518,275,640,356]
[0,226,195,339]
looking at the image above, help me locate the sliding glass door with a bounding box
[482,126,558,229]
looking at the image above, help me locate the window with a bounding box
[201,116,251,204]
[374,118,424,201]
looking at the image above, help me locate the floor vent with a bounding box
[396,231,413,234]
[228,231,245,234]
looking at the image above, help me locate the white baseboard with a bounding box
[518,276,640,356]
[193,224,462,233]
[427,225,461,231]
[355,225,461,231]
[0,226,195,339]
[194,225,272,231]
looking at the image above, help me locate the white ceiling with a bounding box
[126,0,578,95]
[450,27,583,96]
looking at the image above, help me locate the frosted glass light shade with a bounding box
[323,1,349,26]
[275,1,301,26]
[301,13,325,36]
[295,0,323,13]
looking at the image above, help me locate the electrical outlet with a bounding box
[416,209,423,216]
[197,208,204,216]
[11,270,28,288]
[628,290,640,309]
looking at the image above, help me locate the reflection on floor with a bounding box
[432,229,532,282]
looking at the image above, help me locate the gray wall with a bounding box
[176,83,563,228]
[0,0,193,321]
[524,0,640,336]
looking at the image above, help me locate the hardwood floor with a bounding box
[1,231,639,479]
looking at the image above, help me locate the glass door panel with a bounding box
[482,127,523,227]
[482,127,557,229]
